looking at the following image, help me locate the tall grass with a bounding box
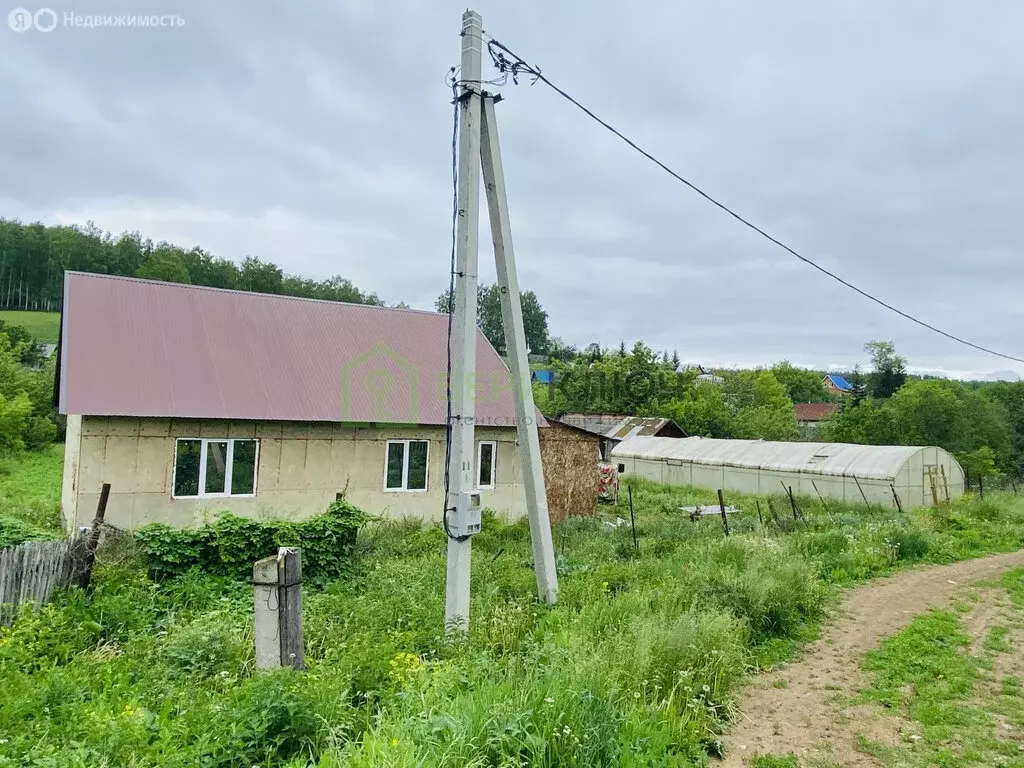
[2,478,1024,766]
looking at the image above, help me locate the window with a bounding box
[384,440,429,491]
[173,438,259,498]
[477,440,496,489]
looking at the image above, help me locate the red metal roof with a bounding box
[58,272,543,426]
[794,402,840,422]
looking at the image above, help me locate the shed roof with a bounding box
[612,436,933,481]
[58,272,541,426]
[556,413,684,440]
[794,402,840,422]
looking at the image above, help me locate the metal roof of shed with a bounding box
[58,271,540,426]
[612,436,934,481]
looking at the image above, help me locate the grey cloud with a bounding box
[1,0,1022,378]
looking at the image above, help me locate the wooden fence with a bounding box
[0,531,88,624]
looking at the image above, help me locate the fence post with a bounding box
[717,489,730,536]
[253,555,280,670]
[278,548,305,670]
[853,475,870,507]
[755,499,764,527]
[890,484,904,514]
[78,483,110,589]
[783,484,800,521]
[627,484,638,552]
[253,547,305,671]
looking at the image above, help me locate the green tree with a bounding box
[821,400,897,445]
[982,382,1024,478]
[848,365,868,406]
[770,361,828,403]
[732,371,798,440]
[136,248,191,284]
[435,283,550,356]
[664,385,734,438]
[0,391,32,455]
[237,257,283,294]
[865,340,907,399]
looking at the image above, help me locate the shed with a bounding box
[56,272,545,531]
[612,436,964,509]
[794,402,840,438]
[538,420,601,523]
[555,413,687,460]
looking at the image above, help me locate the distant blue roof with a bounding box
[825,374,852,392]
[532,369,555,384]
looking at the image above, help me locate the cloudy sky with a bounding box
[3,1,1022,378]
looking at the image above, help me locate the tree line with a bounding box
[0,219,386,310]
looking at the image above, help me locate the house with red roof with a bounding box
[794,402,840,438]
[56,272,544,530]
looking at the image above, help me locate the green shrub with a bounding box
[0,515,52,548]
[163,616,246,679]
[135,498,368,582]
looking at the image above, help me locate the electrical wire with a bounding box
[481,38,1024,366]
[442,70,470,542]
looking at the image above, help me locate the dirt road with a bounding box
[717,550,1024,767]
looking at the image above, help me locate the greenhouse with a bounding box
[612,436,964,509]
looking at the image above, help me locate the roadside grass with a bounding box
[0,310,61,343]
[0,443,64,547]
[1,475,1023,766]
[856,569,1024,767]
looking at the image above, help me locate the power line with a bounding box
[482,38,1024,366]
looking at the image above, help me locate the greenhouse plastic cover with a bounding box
[612,436,928,481]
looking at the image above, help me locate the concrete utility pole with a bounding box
[480,95,559,604]
[445,9,559,633]
[445,8,484,634]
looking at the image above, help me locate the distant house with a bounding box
[794,402,840,438]
[554,412,687,461]
[822,374,853,396]
[694,365,724,386]
[57,272,548,531]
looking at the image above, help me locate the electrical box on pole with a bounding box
[445,8,559,636]
[449,491,482,538]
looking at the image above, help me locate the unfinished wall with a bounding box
[67,417,526,530]
[60,414,83,530]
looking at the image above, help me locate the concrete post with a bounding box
[253,547,304,670]
[480,94,558,604]
[253,555,280,670]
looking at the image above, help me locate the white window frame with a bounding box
[172,437,260,499]
[383,439,430,492]
[476,440,497,490]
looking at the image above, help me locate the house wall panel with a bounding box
[70,418,528,528]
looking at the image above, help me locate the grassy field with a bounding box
[0,443,64,547]
[0,310,61,343]
[1,470,1024,766]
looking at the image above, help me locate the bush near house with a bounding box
[134,499,368,583]
[2,478,1024,766]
